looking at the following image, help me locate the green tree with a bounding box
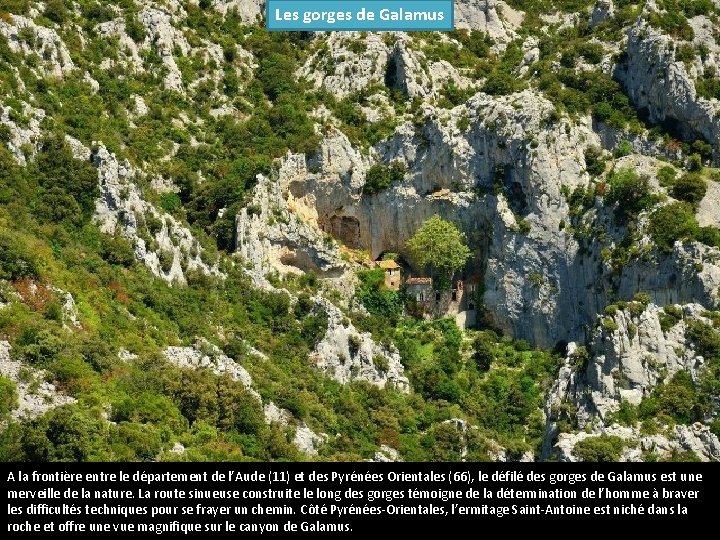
[406,215,471,285]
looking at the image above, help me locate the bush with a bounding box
[158,249,174,273]
[613,139,633,158]
[686,320,720,358]
[473,338,493,372]
[0,231,39,281]
[671,173,707,206]
[159,192,182,213]
[0,375,17,419]
[43,0,68,23]
[584,147,605,176]
[640,371,700,424]
[355,269,403,320]
[572,435,625,462]
[648,202,698,252]
[363,162,407,195]
[606,169,657,219]
[100,235,136,267]
[657,165,677,187]
[482,71,520,96]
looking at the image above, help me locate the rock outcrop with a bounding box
[139,7,191,92]
[236,172,348,282]
[0,102,44,164]
[545,303,720,461]
[300,32,391,100]
[163,339,328,454]
[311,298,410,392]
[555,423,720,462]
[164,339,258,396]
[618,5,720,149]
[0,341,76,420]
[67,140,224,285]
[454,0,524,44]
[213,0,265,22]
[0,14,74,77]
[590,0,614,27]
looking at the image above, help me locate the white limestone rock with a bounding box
[139,7,191,92]
[0,14,74,77]
[617,5,720,147]
[212,0,265,22]
[70,140,224,285]
[300,32,390,100]
[236,171,348,283]
[454,0,524,45]
[310,298,410,392]
[164,338,257,396]
[0,103,44,165]
[0,341,76,421]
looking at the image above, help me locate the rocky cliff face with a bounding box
[65,140,225,285]
[543,302,720,461]
[266,92,720,349]
[618,1,720,149]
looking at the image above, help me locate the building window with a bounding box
[452,291,457,302]
[469,303,475,311]
[435,292,441,302]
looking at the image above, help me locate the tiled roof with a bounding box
[405,277,433,285]
[376,260,401,269]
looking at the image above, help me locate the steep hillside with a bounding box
[0,0,719,462]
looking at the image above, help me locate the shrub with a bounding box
[0,375,17,419]
[363,162,407,195]
[609,400,639,427]
[43,0,68,23]
[159,192,182,213]
[643,371,699,424]
[125,16,147,43]
[0,231,39,281]
[473,338,493,372]
[572,435,625,462]
[606,168,657,219]
[660,304,683,331]
[671,173,707,206]
[584,147,605,176]
[355,269,403,320]
[372,355,389,372]
[158,249,174,273]
[482,71,519,96]
[613,139,633,158]
[686,320,720,358]
[648,202,698,252]
[657,165,677,187]
[100,235,136,267]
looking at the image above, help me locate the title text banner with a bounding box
[267,0,454,31]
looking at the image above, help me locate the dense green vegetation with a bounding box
[363,162,407,195]
[572,435,625,462]
[649,202,720,252]
[1,0,719,464]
